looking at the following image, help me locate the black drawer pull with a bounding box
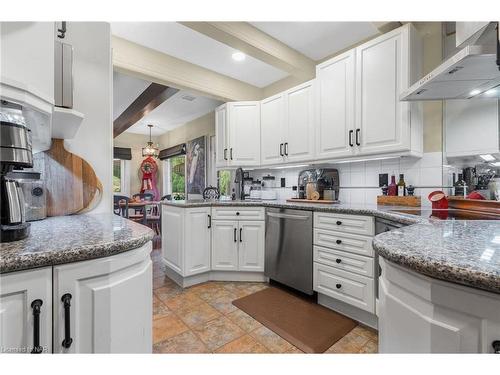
[335,258,342,264]
[234,228,237,242]
[336,283,342,289]
[336,239,342,244]
[207,214,212,228]
[31,299,43,354]
[236,212,240,216]
[493,340,500,354]
[336,221,342,225]
[61,293,73,349]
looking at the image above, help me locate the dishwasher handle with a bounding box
[266,212,310,220]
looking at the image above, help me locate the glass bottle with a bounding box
[388,174,397,196]
[397,174,406,196]
[454,173,467,197]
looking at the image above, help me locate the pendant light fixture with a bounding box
[142,124,159,158]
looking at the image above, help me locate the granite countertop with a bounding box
[0,214,154,274]
[164,199,500,294]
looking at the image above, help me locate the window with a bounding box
[164,155,186,199]
[113,159,129,195]
[217,170,232,197]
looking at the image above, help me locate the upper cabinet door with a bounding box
[260,94,285,166]
[228,102,261,166]
[355,26,411,155]
[316,51,356,160]
[284,80,316,162]
[215,105,228,168]
[0,267,52,354]
[53,243,152,353]
[184,208,211,277]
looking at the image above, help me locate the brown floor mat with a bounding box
[233,287,357,353]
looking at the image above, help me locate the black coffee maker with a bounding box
[1,100,33,242]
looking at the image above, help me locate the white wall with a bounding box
[247,152,443,207]
[63,22,113,214]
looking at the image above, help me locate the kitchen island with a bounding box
[0,214,154,354]
[162,200,500,353]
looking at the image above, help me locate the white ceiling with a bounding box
[250,22,380,61]
[111,22,289,88]
[113,71,151,121]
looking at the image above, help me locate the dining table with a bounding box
[118,200,161,224]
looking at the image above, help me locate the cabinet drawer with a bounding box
[314,229,374,257]
[314,263,375,313]
[314,212,374,236]
[314,245,374,277]
[212,206,265,221]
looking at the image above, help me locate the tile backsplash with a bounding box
[247,152,444,207]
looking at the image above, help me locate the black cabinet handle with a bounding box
[349,130,354,147]
[492,340,500,354]
[239,228,243,242]
[31,299,43,354]
[336,283,342,289]
[279,143,284,156]
[336,221,342,225]
[336,239,342,245]
[61,293,73,349]
[236,212,240,216]
[230,148,233,160]
[223,148,227,160]
[355,129,361,146]
[234,228,237,242]
[207,214,211,229]
[335,258,342,264]
[284,142,289,156]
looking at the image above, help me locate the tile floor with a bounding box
[151,247,378,354]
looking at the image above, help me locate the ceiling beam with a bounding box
[180,22,315,80]
[112,35,262,102]
[113,83,179,138]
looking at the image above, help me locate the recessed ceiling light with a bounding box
[485,88,498,96]
[490,162,500,167]
[232,51,246,62]
[480,154,496,162]
[469,89,481,96]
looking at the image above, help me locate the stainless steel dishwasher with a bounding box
[265,208,313,295]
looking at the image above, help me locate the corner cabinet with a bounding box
[260,80,315,166]
[316,23,423,161]
[0,243,153,354]
[215,102,261,167]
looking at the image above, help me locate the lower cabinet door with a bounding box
[53,243,153,353]
[0,267,52,354]
[211,220,238,271]
[184,207,211,276]
[238,221,265,272]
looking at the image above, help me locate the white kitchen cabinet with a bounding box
[228,101,261,166]
[260,94,286,165]
[445,99,499,157]
[238,221,265,272]
[355,25,419,156]
[215,104,229,167]
[0,267,52,354]
[379,258,500,353]
[316,50,356,160]
[211,220,239,271]
[53,244,152,353]
[162,205,211,277]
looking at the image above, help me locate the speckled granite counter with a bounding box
[0,214,154,274]
[163,200,500,294]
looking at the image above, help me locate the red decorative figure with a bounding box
[140,156,159,200]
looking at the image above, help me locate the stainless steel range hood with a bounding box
[401,22,500,101]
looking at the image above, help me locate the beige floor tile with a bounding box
[250,326,293,353]
[351,325,378,342]
[192,316,245,351]
[163,292,204,311]
[154,283,183,301]
[325,331,370,353]
[176,302,222,328]
[215,334,270,353]
[153,296,171,320]
[358,339,378,353]
[188,281,223,294]
[153,331,209,354]
[285,346,305,354]
[207,294,239,314]
[226,309,263,332]
[195,286,234,302]
[153,315,189,344]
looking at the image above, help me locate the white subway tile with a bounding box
[351,171,365,186]
[420,152,443,168]
[420,167,443,187]
[338,189,351,204]
[364,189,379,205]
[350,189,365,205]
[403,168,420,187]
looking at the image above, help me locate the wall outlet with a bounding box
[281,178,286,187]
[379,173,388,187]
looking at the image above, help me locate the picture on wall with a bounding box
[186,136,206,195]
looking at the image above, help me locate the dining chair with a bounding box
[113,195,145,223]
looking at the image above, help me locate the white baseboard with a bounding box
[318,293,379,330]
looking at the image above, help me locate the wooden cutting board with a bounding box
[33,139,103,216]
